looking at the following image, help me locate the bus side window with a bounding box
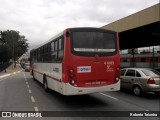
[51,42,55,52]
[42,44,51,62]
[57,37,64,62]
[59,38,62,50]
[38,48,41,62]
[55,41,58,51]
[50,36,64,63]
[51,41,57,62]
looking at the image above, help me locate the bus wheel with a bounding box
[32,71,36,80]
[43,76,49,92]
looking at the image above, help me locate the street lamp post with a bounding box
[131,48,135,68]
[11,31,16,69]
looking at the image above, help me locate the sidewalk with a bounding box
[0,64,22,79]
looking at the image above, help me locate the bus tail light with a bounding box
[69,79,77,86]
[68,68,77,87]
[115,67,120,83]
[147,78,155,84]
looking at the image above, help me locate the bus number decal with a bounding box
[77,66,91,73]
[53,68,59,73]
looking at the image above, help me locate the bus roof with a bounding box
[31,27,116,51]
[33,31,63,50]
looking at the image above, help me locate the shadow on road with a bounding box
[31,78,108,110]
[49,90,108,110]
[120,88,160,99]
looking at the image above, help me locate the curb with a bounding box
[0,70,22,79]
[0,74,11,79]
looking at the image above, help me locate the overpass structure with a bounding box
[102,3,160,50]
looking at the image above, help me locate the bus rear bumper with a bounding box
[62,80,120,95]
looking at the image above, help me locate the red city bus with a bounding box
[30,28,120,95]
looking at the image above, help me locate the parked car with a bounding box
[24,63,30,72]
[120,68,160,96]
[20,62,25,69]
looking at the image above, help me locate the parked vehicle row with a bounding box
[120,68,160,96]
[21,62,30,72]
[24,63,30,72]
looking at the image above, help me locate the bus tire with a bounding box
[43,75,49,92]
[32,71,36,80]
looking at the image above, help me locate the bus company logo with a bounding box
[1,112,42,118]
[2,112,11,117]
[77,66,91,73]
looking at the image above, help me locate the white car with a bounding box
[121,68,160,96]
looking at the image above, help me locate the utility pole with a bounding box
[11,31,15,69]
[131,48,135,68]
[152,47,155,69]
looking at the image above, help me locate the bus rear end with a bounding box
[62,28,120,95]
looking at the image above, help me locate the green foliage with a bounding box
[0,30,29,62]
[0,45,11,62]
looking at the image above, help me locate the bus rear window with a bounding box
[72,31,117,56]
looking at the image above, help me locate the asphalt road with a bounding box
[0,71,159,120]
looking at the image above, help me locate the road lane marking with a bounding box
[29,89,32,94]
[17,71,21,73]
[0,70,22,80]
[23,72,41,112]
[23,73,28,82]
[99,93,119,100]
[145,109,150,111]
[0,74,11,79]
[23,73,26,79]
[31,96,35,102]
[23,72,40,112]
[100,93,150,111]
[34,107,39,112]
[27,85,30,88]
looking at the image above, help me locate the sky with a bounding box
[0,0,159,51]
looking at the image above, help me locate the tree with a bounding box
[0,30,29,63]
[17,35,29,57]
[0,45,11,62]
